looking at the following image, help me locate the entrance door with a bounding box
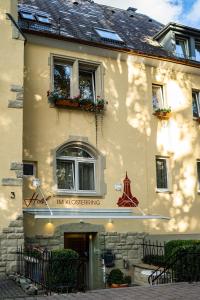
[64,233,89,258]
[64,233,90,289]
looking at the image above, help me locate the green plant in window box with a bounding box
[47,91,106,113]
[153,107,172,120]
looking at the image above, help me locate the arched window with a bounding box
[56,146,96,193]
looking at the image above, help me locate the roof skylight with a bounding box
[36,15,51,24]
[95,28,124,42]
[20,11,35,21]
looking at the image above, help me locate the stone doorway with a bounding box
[56,223,105,290]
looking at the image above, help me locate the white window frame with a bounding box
[192,90,200,118]
[53,58,74,98]
[152,84,166,111]
[155,157,169,192]
[51,55,103,104]
[197,160,200,193]
[56,148,96,194]
[79,68,96,102]
[175,36,189,58]
[23,162,36,177]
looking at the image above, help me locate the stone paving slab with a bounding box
[0,278,27,299]
[1,282,200,300]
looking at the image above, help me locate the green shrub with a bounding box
[165,240,200,258]
[50,249,79,291]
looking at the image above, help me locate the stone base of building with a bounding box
[25,222,146,288]
[0,215,24,277]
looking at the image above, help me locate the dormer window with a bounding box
[175,37,189,58]
[195,41,200,61]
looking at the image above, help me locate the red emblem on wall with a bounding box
[117,173,139,207]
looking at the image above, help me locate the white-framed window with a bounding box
[23,162,36,177]
[56,146,96,193]
[53,58,73,98]
[197,160,200,192]
[156,157,169,191]
[79,63,96,102]
[192,90,200,118]
[52,56,102,103]
[175,37,189,58]
[152,84,165,111]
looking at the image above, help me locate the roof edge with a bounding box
[23,28,200,70]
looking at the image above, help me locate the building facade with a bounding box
[1,0,200,288]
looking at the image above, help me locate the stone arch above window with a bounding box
[54,139,106,197]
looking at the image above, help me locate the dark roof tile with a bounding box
[18,0,174,58]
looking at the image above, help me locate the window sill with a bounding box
[156,189,172,194]
[193,117,200,123]
[56,190,102,197]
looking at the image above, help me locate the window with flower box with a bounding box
[152,84,171,120]
[152,84,165,111]
[49,55,104,112]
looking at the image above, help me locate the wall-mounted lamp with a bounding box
[114,183,122,191]
[108,218,113,224]
[32,178,41,188]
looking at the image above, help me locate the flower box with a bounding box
[153,110,172,120]
[48,91,106,113]
[55,99,79,108]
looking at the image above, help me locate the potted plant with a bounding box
[153,107,172,120]
[107,269,130,288]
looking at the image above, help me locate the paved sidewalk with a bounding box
[1,282,200,299]
[0,277,27,299]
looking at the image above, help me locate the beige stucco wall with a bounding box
[23,35,200,237]
[0,0,24,230]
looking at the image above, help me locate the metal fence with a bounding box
[16,247,87,294]
[148,251,200,285]
[140,239,165,266]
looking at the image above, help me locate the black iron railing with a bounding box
[148,250,200,285]
[140,239,165,266]
[16,247,87,294]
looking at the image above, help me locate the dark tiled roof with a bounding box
[18,0,174,58]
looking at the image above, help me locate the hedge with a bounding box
[50,249,79,291]
[165,240,200,258]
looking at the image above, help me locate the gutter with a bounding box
[22,28,200,70]
[6,13,27,42]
